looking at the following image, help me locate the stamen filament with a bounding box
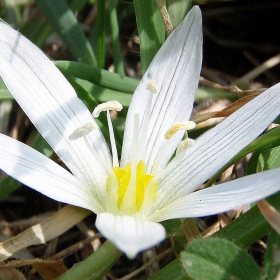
[152,121,196,175]
[92,100,123,167]
[107,110,119,167]
[139,80,160,159]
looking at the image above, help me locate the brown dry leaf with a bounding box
[0,268,27,280]
[192,93,259,124]
[33,260,67,280]
[0,258,67,280]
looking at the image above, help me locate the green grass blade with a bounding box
[97,0,106,68]
[36,0,97,65]
[109,0,125,75]
[55,60,139,93]
[134,0,165,73]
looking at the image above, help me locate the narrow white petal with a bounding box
[0,22,112,203]
[0,133,104,213]
[96,213,166,259]
[153,82,280,210]
[151,168,280,221]
[121,6,202,173]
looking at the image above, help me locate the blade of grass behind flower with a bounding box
[167,0,192,28]
[55,60,139,93]
[21,19,52,48]
[134,0,165,73]
[74,78,132,107]
[3,0,21,28]
[97,0,105,68]
[36,0,97,65]
[109,0,125,75]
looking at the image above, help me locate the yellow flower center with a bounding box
[107,160,158,214]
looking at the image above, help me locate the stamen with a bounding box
[69,123,119,207]
[107,110,119,167]
[152,121,196,175]
[93,100,123,167]
[139,80,160,159]
[165,121,196,139]
[68,123,96,140]
[93,100,123,118]
[131,113,140,170]
[176,138,195,158]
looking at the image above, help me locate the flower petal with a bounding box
[151,168,280,221]
[0,133,104,213]
[96,213,166,258]
[121,6,202,173]
[153,82,280,210]
[0,22,111,203]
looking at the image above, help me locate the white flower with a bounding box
[1,6,280,258]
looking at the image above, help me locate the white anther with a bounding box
[93,100,123,118]
[147,80,160,94]
[176,138,195,158]
[165,121,196,139]
[68,123,96,140]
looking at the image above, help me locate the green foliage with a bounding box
[134,0,165,73]
[181,238,263,280]
[265,230,280,280]
[35,0,97,65]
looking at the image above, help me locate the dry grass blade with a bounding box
[192,93,259,124]
[154,0,173,35]
[0,205,91,262]
[235,53,280,84]
[258,199,280,234]
[0,268,27,280]
[199,76,265,94]
[50,233,102,261]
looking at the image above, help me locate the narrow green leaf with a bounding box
[167,0,192,28]
[265,230,280,280]
[196,87,239,101]
[69,0,88,12]
[181,238,263,280]
[134,0,165,73]
[55,60,139,93]
[255,145,280,173]
[35,0,97,65]
[97,0,106,68]
[56,241,120,280]
[21,19,52,48]
[3,0,21,28]
[74,78,132,107]
[109,0,125,75]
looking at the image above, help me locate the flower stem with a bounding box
[56,241,121,280]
